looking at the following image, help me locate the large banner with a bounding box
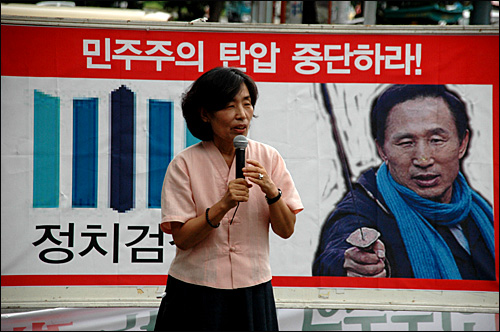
[1,23,498,299]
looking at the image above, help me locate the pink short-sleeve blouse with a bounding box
[161,139,303,289]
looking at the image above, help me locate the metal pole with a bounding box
[328,1,332,24]
[251,1,257,23]
[333,1,350,24]
[280,1,287,23]
[253,1,274,23]
[470,1,492,25]
[363,1,377,25]
[266,1,273,23]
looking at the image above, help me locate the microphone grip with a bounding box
[235,148,245,179]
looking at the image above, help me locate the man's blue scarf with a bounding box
[376,162,494,279]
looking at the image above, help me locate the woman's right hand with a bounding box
[171,178,252,250]
[222,178,252,210]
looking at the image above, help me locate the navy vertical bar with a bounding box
[110,86,135,213]
[72,98,98,208]
[148,100,173,208]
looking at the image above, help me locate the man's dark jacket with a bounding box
[312,167,495,280]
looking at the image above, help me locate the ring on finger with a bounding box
[258,173,264,180]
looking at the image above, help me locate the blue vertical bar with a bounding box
[33,90,60,208]
[72,98,98,208]
[110,85,135,213]
[148,100,173,208]
[185,124,201,148]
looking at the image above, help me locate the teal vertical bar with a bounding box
[148,100,173,208]
[33,90,60,208]
[185,124,201,148]
[72,98,98,208]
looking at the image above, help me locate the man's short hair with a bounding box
[182,67,258,141]
[370,84,469,146]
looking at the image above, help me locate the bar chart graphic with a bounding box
[32,86,197,212]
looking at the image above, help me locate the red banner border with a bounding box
[1,275,497,292]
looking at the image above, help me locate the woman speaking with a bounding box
[155,67,303,331]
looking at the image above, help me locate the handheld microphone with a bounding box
[233,135,248,179]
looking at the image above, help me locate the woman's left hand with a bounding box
[243,159,279,198]
[244,159,296,239]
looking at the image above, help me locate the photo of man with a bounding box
[312,84,495,280]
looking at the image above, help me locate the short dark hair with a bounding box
[370,84,469,146]
[182,67,258,141]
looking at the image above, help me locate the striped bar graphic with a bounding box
[148,100,173,208]
[110,85,135,213]
[72,98,98,208]
[33,90,60,208]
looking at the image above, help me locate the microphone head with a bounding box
[233,135,248,149]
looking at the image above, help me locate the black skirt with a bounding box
[154,276,279,331]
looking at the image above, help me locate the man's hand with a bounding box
[343,239,387,277]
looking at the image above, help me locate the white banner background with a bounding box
[1,77,494,277]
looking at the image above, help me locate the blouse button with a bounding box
[229,247,236,252]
